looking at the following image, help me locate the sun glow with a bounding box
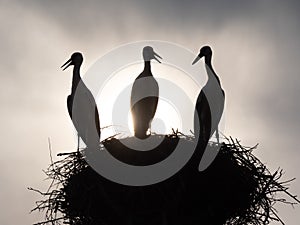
[127,98,183,136]
[95,62,199,141]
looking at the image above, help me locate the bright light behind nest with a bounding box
[97,62,199,140]
[128,98,183,136]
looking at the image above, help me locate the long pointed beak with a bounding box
[192,55,202,65]
[61,58,72,71]
[153,52,162,63]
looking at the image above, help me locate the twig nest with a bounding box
[31,135,299,225]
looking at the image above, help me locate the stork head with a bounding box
[61,52,83,71]
[192,46,212,65]
[143,46,162,63]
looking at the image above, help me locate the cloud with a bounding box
[1,0,300,224]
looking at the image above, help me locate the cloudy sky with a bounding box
[1,0,300,224]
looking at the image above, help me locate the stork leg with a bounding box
[77,134,80,152]
[216,126,220,144]
[148,121,152,136]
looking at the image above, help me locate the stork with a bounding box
[130,46,162,139]
[61,52,100,149]
[192,46,225,156]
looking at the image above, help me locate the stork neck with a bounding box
[71,65,81,93]
[204,56,221,86]
[204,55,213,71]
[144,61,151,71]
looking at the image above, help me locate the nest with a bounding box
[30,135,299,225]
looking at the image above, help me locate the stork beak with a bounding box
[192,52,205,65]
[153,52,162,63]
[192,55,202,65]
[61,58,72,71]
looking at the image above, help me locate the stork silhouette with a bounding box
[192,46,225,165]
[130,46,162,139]
[61,52,100,149]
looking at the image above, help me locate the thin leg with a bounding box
[216,126,220,144]
[77,134,80,151]
[149,122,152,135]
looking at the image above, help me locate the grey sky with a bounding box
[0,0,300,224]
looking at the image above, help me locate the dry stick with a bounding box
[270,208,285,225]
[31,135,300,225]
[46,138,56,194]
[33,217,64,225]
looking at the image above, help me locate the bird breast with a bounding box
[131,77,159,106]
[201,79,224,129]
